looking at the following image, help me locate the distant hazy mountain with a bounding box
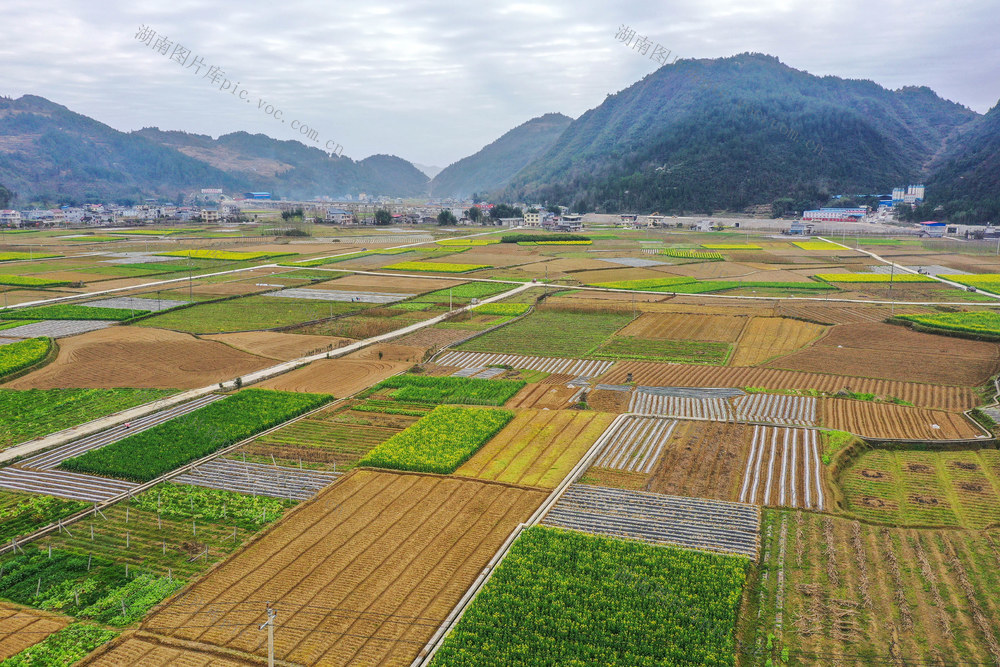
[414,163,443,179]
[136,128,429,200]
[0,94,428,204]
[430,113,572,199]
[923,100,1000,222]
[502,54,978,214]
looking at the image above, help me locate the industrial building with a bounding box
[802,208,866,222]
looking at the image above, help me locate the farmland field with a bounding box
[455,309,634,357]
[821,399,981,440]
[730,317,827,366]
[0,337,52,380]
[136,294,367,333]
[840,448,1000,528]
[0,388,174,449]
[617,311,747,341]
[0,602,71,661]
[141,470,546,666]
[432,525,749,666]
[456,409,615,487]
[742,510,1000,666]
[257,358,413,396]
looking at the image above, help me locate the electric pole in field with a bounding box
[259,604,276,667]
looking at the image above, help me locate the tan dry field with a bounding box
[641,420,749,500]
[0,289,76,305]
[457,409,616,488]
[81,634,258,666]
[671,261,764,280]
[821,399,982,440]
[257,358,410,397]
[393,326,471,351]
[618,311,748,342]
[0,603,70,661]
[567,266,675,284]
[344,342,425,363]
[202,331,354,361]
[180,281,273,297]
[587,388,632,413]
[730,317,828,366]
[29,270,115,283]
[776,302,934,324]
[506,383,580,409]
[446,250,534,268]
[141,470,546,667]
[320,273,460,293]
[598,361,977,411]
[769,322,1000,386]
[2,326,271,390]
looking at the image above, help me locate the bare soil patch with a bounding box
[203,331,354,361]
[618,312,747,342]
[257,358,411,397]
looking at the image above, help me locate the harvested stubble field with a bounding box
[730,317,828,366]
[617,312,748,342]
[775,302,929,325]
[821,399,981,440]
[202,331,353,361]
[0,602,70,660]
[505,383,580,409]
[743,510,1000,667]
[768,323,1000,386]
[80,634,254,666]
[141,470,546,666]
[2,327,271,390]
[597,361,976,411]
[841,448,1000,528]
[256,358,412,397]
[456,409,615,488]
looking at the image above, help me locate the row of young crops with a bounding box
[59,389,332,482]
[431,526,749,666]
[364,374,525,407]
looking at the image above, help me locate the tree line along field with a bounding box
[741,509,1000,666]
[839,447,1000,529]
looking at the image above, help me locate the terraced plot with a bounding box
[739,426,825,510]
[617,312,747,341]
[456,409,615,487]
[541,484,760,558]
[141,470,546,666]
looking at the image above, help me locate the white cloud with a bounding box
[0,0,996,165]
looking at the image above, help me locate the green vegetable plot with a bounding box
[3,305,145,321]
[432,526,749,667]
[0,337,52,378]
[358,405,514,473]
[369,374,525,407]
[60,389,332,481]
[0,623,117,666]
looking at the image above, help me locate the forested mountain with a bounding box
[0,95,428,204]
[501,54,979,214]
[430,113,572,199]
[135,129,429,200]
[920,100,1000,223]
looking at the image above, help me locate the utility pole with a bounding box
[449,287,453,311]
[259,604,276,667]
[888,260,896,317]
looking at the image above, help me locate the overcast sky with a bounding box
[3,0,998,168]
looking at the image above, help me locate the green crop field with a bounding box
[366,374,525,406]
[432,526,749,666]
[3,304,144,321]
[840,448,1000,529]
[0,388,175,449]
[592,336,731,364]
[411,281,517,304]
[358,405,514,474]
[0,252,61,262]
[0,490,89,544]
[157,249,295,261]
[136,295,367,333]
[60,389,332,481]
[456,310,634,357]
[0,337,52,379]
[895,310,1000,337]
[469,303,530,316]
[383,260,490,273]
[0,623,117,665]
[0,274,72,287]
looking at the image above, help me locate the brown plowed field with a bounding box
[393,326,471,350]
[506,384,579,409]
[203,331,354,360]
[644,420,751,500]
[2,327,271,390]
[257,358,411,397]
[617,312,748,342]
[141,471,546,667]
[0,603,69,660]
[769,323,1000,386]
[822,399,982,440]
[730,317,827,366]
[668,261,758,279]
[0,289,74,305]
[345,343,426,363]
[457,409,615,487]
[587,388,631,413]
[81,634,257,666]
[597,361,977,411]
[776,302,924,324]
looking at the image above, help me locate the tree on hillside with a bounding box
[0,184,14,209]
[489,204,522,220]
[547,204,562,215]
[374,209,392,226]
[465,206,482,224]
[437,209,457,225]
